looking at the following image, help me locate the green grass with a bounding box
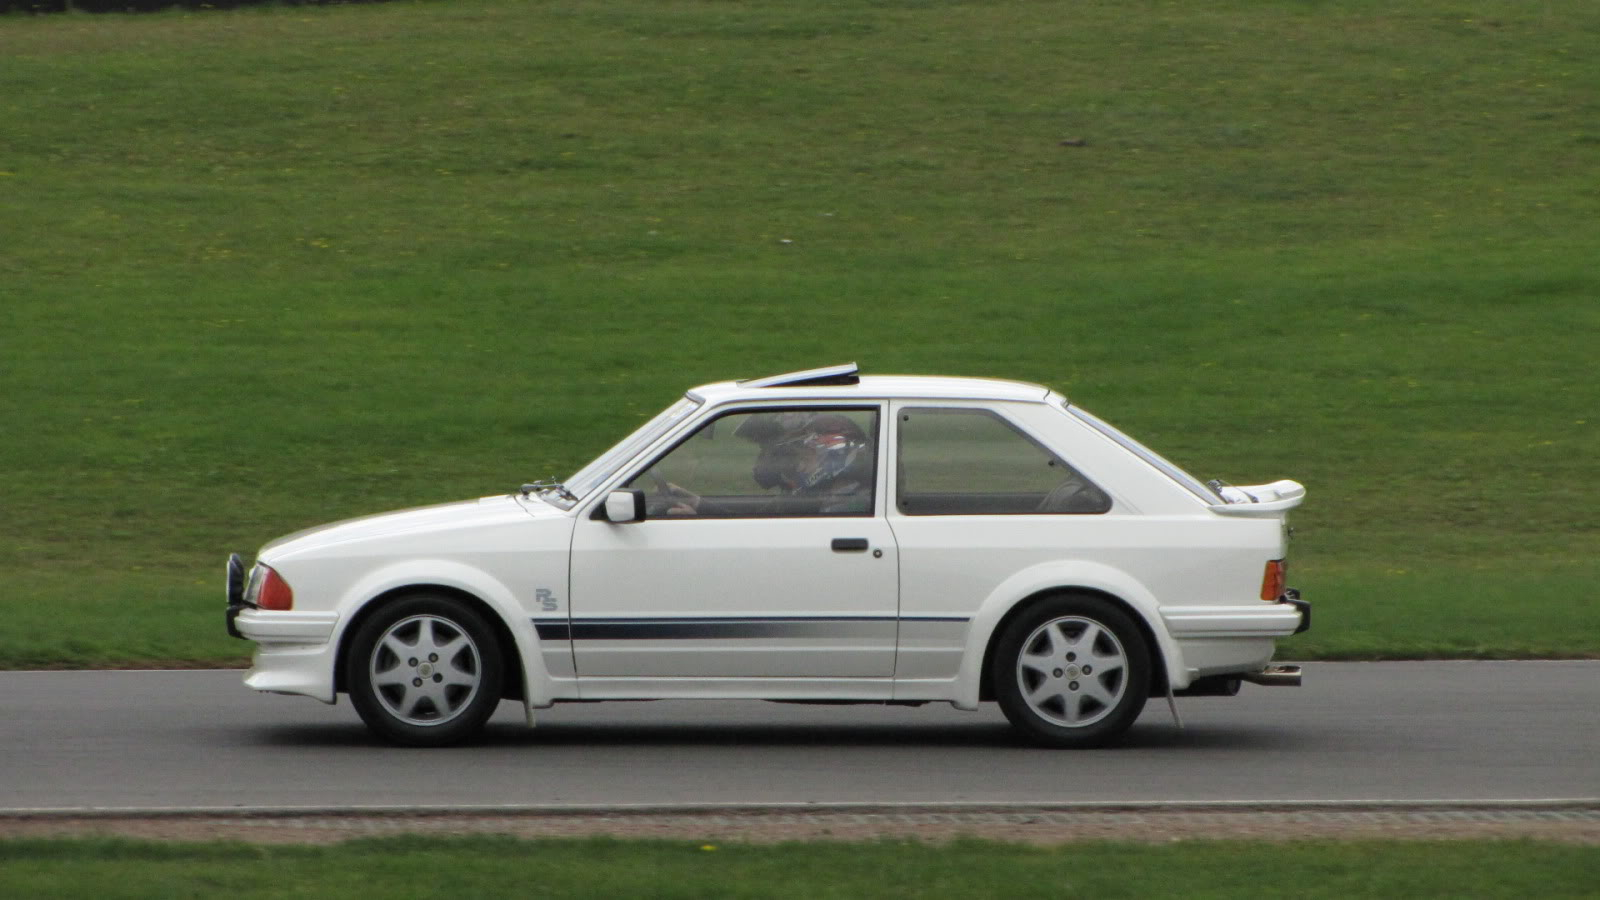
[3,0,1598,666]
[2,836,1598,899]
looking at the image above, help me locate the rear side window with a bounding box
[896,408,1111,516]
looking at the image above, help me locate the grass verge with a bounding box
[4,0,1597,665]
[2,836,1598,899]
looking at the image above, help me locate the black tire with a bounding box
[992,595,1151,748]
[345,593,504,747]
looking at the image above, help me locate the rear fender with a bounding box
[952,560,1187,709]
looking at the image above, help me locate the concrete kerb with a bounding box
[5,799,1600,846]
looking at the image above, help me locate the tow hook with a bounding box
[1241,664,1303,687]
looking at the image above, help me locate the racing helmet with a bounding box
[740,412,870,493]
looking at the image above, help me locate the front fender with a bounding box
[950,560,1189,709]
[333,559,558,708]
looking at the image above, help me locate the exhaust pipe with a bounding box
[1240,663,1303,687]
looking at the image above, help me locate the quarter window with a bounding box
[896,408,1110,515]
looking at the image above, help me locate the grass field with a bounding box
[3,835,1598,899]
[3,0,1598,666]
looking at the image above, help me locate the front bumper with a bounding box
[242,639,341,703]
[227,553,340,703]
[226,552,339,643]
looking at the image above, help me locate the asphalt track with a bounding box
[2,662,1595,813]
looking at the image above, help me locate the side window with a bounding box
[896,407,1110,516]
[625,408,879,518]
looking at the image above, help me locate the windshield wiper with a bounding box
[518,480,576,502]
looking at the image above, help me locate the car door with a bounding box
[568,405,899,679]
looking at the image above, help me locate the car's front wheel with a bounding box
[993,595,1150,748]
[346,594,503,747]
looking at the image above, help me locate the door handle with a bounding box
[831,538,870,552]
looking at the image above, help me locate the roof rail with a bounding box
[738,362,860,388]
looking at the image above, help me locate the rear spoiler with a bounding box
[1206,479,1305,517]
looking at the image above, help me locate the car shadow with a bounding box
[250,718,1306,752]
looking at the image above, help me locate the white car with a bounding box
[227,364,1309,747]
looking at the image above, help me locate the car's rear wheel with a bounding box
[346,594,503,747]
[993,595,1150,748]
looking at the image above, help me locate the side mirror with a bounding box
[604,489,646,523]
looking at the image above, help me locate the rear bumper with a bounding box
[1281,588,1311,634]
[1161,589,1310,638]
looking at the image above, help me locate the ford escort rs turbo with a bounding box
[227,364,1308,747]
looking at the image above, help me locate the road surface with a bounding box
[3,662,1595,812]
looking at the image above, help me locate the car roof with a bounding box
[687,364,1056,405]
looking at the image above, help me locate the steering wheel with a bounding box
[645,470,694,515]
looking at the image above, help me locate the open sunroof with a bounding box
[738,362,861,388]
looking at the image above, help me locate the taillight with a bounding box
[258,566,295,611]
[1260,559,1286,602]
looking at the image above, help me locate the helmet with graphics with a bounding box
[737,411,871,493]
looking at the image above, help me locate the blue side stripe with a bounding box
[533,616,968,642]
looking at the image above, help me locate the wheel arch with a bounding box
[334,584,526,702]
[320,557,559,706]
[950,560,1187,709]
[976,587,1172,702]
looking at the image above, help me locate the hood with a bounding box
[259,494,557,560]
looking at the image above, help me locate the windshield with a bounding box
[556,397,702,506]
[1064,402,1222,503]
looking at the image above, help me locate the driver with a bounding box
[738,412,873,514]
[656,411,874,515]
